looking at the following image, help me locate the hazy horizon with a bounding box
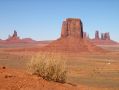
[0,0,119,42]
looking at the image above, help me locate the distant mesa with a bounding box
[91,30,118,45]
[22,38,36,43]
[0,30,51,45]
[0,30,36,44]
[42,18,104,53]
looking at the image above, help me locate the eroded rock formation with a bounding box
[7,30,20,41]
[95,31,100,40]
[101,33,104,40]
[61,18,83,39]
[100,32,110,40]
[91,31,118,45]
[41,18,104,53]
[104,32,110,40]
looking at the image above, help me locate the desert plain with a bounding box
[0,18,119,90]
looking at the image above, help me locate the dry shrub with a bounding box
[27,53,67,83]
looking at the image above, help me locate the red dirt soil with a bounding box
[0,67,83,90]
[1,67,114,90]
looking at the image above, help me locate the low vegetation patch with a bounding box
[27,53,67,83]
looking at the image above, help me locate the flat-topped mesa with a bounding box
[61,18,83,39]
[95,31,100,40]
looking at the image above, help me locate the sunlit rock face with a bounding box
[61,18,83,39]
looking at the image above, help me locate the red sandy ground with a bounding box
[1,67,115,90]
[0,50,119,90]
[0,67,97,90]
[0,37,119,90]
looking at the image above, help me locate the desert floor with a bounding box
[0,45,119,90]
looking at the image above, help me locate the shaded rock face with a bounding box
[95,31,99,40]
[83,32,87,39]
[61,18,83,39]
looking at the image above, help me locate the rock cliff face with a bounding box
[61,18,83,39]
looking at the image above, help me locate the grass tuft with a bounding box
[27,53,67,83]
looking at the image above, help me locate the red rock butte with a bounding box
[42,18,104,53]
[61,18,83,38]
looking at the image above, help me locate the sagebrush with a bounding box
[27,53,67,83]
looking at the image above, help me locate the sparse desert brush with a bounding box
[27,52,67,83]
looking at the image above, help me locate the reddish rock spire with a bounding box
[101,32,110,40]
[6,30,20,41]
[104,32,110,40]
[61,18,83,39]
[12,30,18,38]
[101,33,104,40]
[95,31,100,40]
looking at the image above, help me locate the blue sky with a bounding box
[0,0,119,41]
